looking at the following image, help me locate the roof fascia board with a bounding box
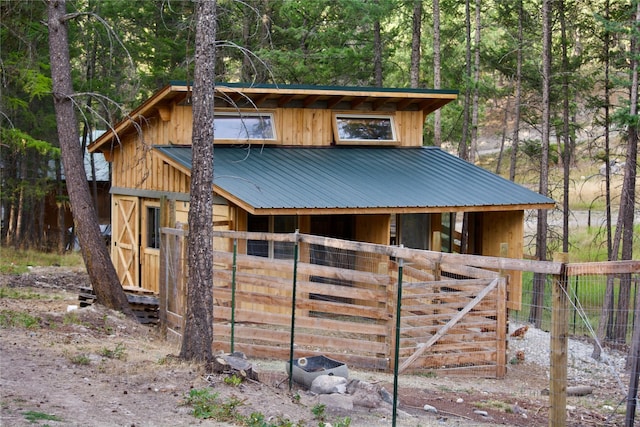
[89,83,186,153]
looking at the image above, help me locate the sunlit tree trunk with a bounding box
[509,0,524,182]
[180,0,217,364]
[530,0,552,328]
[373,0,383,86]
[410,0,421,88]
[469,0,481,164]
[432,0,442,146]
[47,0,132,315]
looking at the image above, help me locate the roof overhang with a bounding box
[153,145,556,215]
[89,82,458,154]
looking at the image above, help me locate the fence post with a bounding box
[549,252,569,427]
[230,239,237,353]
[392,252,404,427]
[288,230,300,391]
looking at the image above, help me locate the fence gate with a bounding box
[159,227,187,342]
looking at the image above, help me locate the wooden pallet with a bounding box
[79,287,159,325]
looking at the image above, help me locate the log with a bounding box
[211,352,258,381]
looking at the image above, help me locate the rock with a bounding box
[346,379,388,408]
[512,404,526,415]
[318,393,354,411]
[567,385,593,396]
[456,398,464,403]
[423,404,438,413]
[310,375,347,394]
[473,410,489,417]
[379,387,393,405]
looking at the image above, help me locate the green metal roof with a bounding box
[170,80,459,96]
[154,146,555,213]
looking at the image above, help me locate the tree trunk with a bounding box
[410,0,421,88]
[180,0,217,364]
[621,0,639,360]
[509,0,523,182]
[469,0,481,164]
[559,0,570,253]
[459,0,472,160]
[496,94,510,174]
[530,0,552,328]
[432,0,442,146]
[47,0,132,316]
[593,0,613,360]
[373,0,383,87]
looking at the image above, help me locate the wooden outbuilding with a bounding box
[89,82,554,310]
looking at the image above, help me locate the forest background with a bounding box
[0,0,638,343]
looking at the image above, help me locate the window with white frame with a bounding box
[214,112,276,140]
[334,114,397,144]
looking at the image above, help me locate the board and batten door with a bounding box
[112,195,140,288]
[140,200,160,293]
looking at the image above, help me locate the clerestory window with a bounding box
[214,112,276,141]
[333,114,397,145]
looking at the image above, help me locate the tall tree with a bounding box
[559,0,571,253]
[459,0,472,161]
[617,0,639,355]
[46,0,132,315]
[509,0,524,182]
[373,0,383,86]
[530,0,552,327]
[469,0,481,163]
[432,0,442,146]
[180,0,217,364]
[409,0,421,88]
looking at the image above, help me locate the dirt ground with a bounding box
[0,267,627,426]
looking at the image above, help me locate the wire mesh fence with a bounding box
[160,227,640,425]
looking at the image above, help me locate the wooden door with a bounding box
[112,195,139,288]
[140,200,160,293]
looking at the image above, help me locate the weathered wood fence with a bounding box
[158,227,640,427]
[160,229,515,377]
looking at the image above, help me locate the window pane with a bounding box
[147,207,160,249]
[247,215,269,257]
[274,216,296,259]
[336,116,394,140]
[399,213,430,250]
[214,115,274,139]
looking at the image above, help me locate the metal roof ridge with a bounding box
[168,80,459,95]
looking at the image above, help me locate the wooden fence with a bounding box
[159,227,640,426]
[160,229,511,377]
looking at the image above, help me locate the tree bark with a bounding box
[410,0,421,88]
[180,0,217,364]
[47,0,132,315]
[530,0,552,327]
[373,0,383,87]
[459,0,472,160]
[509,0,523,182]
[470,0,481,164]
[559,0,570,253]
[432,0,442,146]
[620,0,639,360]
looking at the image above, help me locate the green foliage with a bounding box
[22,410,62,423]
[223,374,243,386]
[311,403,326,421]
[0,287,47,300]
[0,309,40,329]
[62,311,88,327]
[99,343,127,360]
[0,247,84,275]
[185,388,239,421]
[69,353,91,365]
